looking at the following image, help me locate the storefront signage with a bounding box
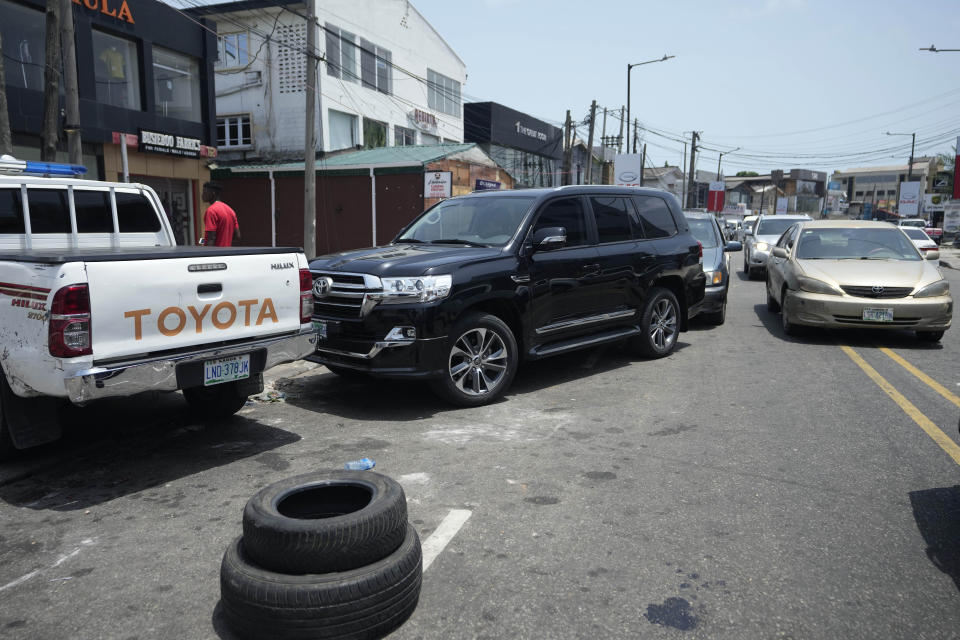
[468,103,562,159]
[410,109,438,135]
[897,181,921,216]
[138,129,201,158]
[707,181,725,212]
[72,0,135,24]
[424,171,452,199]
[796,179,816,195]
[614,154,642,186]
[515,121,547,142]
[474,179,501,191]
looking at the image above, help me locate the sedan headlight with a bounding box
[914,279,950,298]
[798,276,840,295]
[754,242,770,251]
[704,270,722,285]
[373,275,453,304]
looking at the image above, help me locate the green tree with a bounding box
[736,171,759,177]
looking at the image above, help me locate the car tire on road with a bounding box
[781,288,798,336]
[0,375,14,461]
[632,287,680,358]
[429,312,518,407]
[766,282,780,312]
[182,381,249,420]
[916,330,945,343]
[220,524,422,640]
[242,470,407,575]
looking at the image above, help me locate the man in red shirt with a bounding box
[201,182,241,247]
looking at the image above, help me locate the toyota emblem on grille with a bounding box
[871,285,884,295]
[312,276,334,298]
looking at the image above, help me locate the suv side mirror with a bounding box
[771,247,788,259]
[725,241,742,252]
[531,227,566,251]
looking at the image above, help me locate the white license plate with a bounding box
[863,308,894,322]
[313,320,327,339]
[204,354,250,386]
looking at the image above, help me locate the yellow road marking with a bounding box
[878,347,960,409]
[839,345,960,466]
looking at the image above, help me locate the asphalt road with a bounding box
[1,257,958,639]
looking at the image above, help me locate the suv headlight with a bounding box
[373,275,453,304]
[914,279,949,298]
[798,276,840,295]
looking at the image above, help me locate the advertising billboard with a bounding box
[897,181,921,217]
[614,154,643,186]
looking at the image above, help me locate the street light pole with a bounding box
[919,45,960,52]
[716,146,739,178]
[626,54,675,153]
[885,131,916,180]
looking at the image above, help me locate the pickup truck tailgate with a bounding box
[86,253,305,362]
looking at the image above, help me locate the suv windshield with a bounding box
[396,196,535,247]
[757,218,803,237]
[685,217,720,248]
[795,228,921,260]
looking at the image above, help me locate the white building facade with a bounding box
[192,0,466,162]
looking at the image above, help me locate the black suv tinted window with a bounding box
[116,192,161,232]
[74,191,114,233]
[534,198,588,247]
[633,196,676,239]
[0,189,26,234]
[590,197,636,243]
[26,190,71,233]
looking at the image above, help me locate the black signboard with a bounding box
[139,128,202,158]
[475,179,501,191]
[465,102,562,159]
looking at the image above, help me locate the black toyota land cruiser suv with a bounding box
[307,186,705,406]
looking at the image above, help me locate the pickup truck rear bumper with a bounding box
[64,331,317,404]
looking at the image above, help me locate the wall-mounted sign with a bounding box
[139,129,201,158]
[464,103,563,159]
[796,179,816,195]
[410,109,438,135]
[475,179,501,191]
[424,171,452,199]
[72,0,134,24]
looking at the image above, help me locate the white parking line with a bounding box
[0,570,39,593]
[421,509,472,572]
[0,538,96,593]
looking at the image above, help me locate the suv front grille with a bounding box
[311,271,378,319]
[840,285,913,299]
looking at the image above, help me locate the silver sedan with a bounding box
[765,220,952,342]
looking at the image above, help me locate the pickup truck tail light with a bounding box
[49,284,92,358]
[697,240,703,263]
[299,269,313,324]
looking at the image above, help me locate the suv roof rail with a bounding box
[0,154,87,177]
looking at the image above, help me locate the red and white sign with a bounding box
[707,181,725,212]
[424,171,452,199]
[953,136,960,200]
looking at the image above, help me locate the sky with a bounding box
[410,0,960,175]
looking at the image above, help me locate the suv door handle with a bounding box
[580,263,601,276]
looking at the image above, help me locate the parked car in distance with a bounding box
[743,214,812,279]
[307,186,707,406]
[685,212,742,324]
[899,217,943,245]
[765,220,951,341]
[900,227,939,262]
[738,215,758,243]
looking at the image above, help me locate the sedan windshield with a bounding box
[396,197,535,247]
[795,228,921,260]
[685,217,720,248]
[756,218,802,237]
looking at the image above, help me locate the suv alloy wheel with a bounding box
[429,312,518,407]
[632,287,680,358]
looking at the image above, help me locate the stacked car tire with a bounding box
[220,470,422,640]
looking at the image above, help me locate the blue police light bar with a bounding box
[0,155,87,176]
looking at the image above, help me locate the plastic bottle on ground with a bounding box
[344,457,375,470]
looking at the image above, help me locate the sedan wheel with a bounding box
[781,289,798,336]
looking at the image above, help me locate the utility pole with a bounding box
[303,0,317,258]
[61,0,81,165]
[681,142,687,205]
[585,100,597,184]
[40,0,61,161]
[686,131,699,209]
[0,29,12,156]
[640,143,646,186]
[617,106,624,154]
[632,119,639,154]
[907,132,916,181]
[600,107,607,149]
[562,110,572,186]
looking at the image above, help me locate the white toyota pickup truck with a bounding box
[0,158,316,457]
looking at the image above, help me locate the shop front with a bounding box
[0,0,218,244]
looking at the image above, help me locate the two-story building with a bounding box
[188,0,466,162]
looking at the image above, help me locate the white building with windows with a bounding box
[188,0,466,162]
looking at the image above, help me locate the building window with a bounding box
[217,115,252,148]
[427,69,461,118]
[360,39,391,94]
[216,32,249,69]
[325,24,358,83]
[421,133,439,145]
[394,126,415,147]
[855,191,864,197]
[329,109,358,150]
[92,29,142,110]
[0,0,46,91]
[363,117,387,149]
[153,47,201,122]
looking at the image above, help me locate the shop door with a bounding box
[133,176,192,245]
